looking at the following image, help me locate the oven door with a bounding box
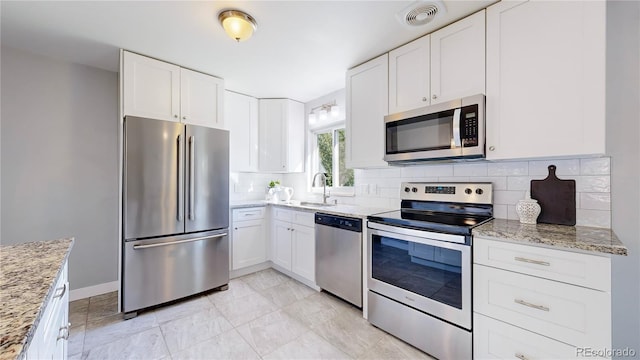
[367,222,472,330]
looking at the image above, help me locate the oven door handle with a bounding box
[452,108,462,148]
[367,224,470,252]
[367,221,467,245]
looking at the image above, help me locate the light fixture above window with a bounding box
[308,101,341,124]
[218,9,257,42]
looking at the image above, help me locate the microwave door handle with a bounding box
[453,108,462,147]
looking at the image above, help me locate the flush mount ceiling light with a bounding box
[218,9,257,42]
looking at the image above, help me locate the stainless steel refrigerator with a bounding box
[122,116,229,316]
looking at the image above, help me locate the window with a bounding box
[313,127,354,189]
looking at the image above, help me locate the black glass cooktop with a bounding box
[368,201,493,236]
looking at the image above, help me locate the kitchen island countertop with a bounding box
[473,218,626,256]
[0,238,74,360]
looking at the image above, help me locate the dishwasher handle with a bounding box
[315,213,362,232]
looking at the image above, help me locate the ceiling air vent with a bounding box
[397,1,446,27]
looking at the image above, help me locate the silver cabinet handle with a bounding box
[174,114,178,119]
[234,227,238,230]
[133,233,228,250]
[53,283,67,299]
[183,116,187,120]
[489,146,495,151]
[188,135,195,220]
[514,257,550,266]
[57,323,71,341]
[432,94,437,100]
[515,353,529,360]
[422,97,427,102]
[177,134,183,222]
[514,299,549,312]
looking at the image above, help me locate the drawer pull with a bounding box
[57,323,71,341]
[514,256,550,266]
[515,353,529,360]
[514,298,550,312]
[53,283,67,299]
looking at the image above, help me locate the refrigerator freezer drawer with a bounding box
[123,230,229,313]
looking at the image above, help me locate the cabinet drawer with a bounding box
[474,237,611,291]
[474,265,611,350]
[292,211,315,227]
[272,207,293,222]
[474,313,580,359]
[232,207,265,221]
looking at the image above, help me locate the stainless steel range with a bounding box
[367,182,493,360]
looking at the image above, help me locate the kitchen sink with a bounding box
[299,201,335,207]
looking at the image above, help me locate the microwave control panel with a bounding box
[461,105,478,147]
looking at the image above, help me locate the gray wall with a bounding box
[607,1,640,357]
[1,46,118,290]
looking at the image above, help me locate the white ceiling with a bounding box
[1,1,495,102]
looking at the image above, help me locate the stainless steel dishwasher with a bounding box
[315,213,363,307]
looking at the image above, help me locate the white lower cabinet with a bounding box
[473,237,612,359]
[231,207,267,270]
[271,208,315,284]
[26,261,69,360]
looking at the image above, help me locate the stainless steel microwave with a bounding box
[384,94,485,163]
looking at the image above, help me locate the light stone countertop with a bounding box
[230,200,393,219]
[473,218,626,256]
[0,238,74,360]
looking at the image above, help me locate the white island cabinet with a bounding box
[26,261,70,360]
[122,50,224,129]
[485,0,605,160]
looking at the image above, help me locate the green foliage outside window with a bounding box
[317,132,333,186]
[316,129,354,188]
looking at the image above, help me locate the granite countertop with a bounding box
[473,218,626,256]
[231,200,392,219]
[0,238,74,360]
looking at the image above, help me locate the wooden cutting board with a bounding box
[530,165,576,226]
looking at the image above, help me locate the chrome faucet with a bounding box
[312,172,330,204]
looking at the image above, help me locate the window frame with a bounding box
[310,123,355,196]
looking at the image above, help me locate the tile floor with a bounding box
[69,269,434,360]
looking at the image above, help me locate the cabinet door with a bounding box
[286,100,305,173]
[389,35,431,113]
[232,219,267,270]
[486,0,605,160]
[226,91,259,172]
[259,99,287,172]
[123,51,180,122]
[291,223,315,283]
[180,68,225,129]
[272,219,292,270]
[346,54,389,168]
[430,10,485,104]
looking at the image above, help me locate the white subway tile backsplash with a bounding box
[438,176,470,183]
[576,209,611,228]
[378,187,400,198]
[507,176,532,191]
[487,162,528,176]
[507,205,519,221]
[423,164,454,177]
[529,159,580,176]
[403,177,439,183]
[493,205,508,219]
[453,163,488,176]
[377,168,402,178]
[580,157,610,175]
[400,166,426,178]
[494,190,526,205]
[575,176,610,193]
[579,193,611,211]
[470,176,508,190]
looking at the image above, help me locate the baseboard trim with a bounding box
[70,281,119,301]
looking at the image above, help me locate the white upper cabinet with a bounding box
[122,51,225,129]
[180,68,224,128]
[485,0,605,160]
[430,10,485,104]
[123,51,180,122]
[258,99,305,173]
[226,91,259,172]
[346,54,389,169]
[389,35,431,113]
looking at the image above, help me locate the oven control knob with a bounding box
[465,188,473,195]
[476,188,484,195]
[404,187,411,193]
[412,187,418,193]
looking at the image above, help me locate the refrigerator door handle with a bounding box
[189,135,195,220]
[132,233,228,250]
[177,134,183,222]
